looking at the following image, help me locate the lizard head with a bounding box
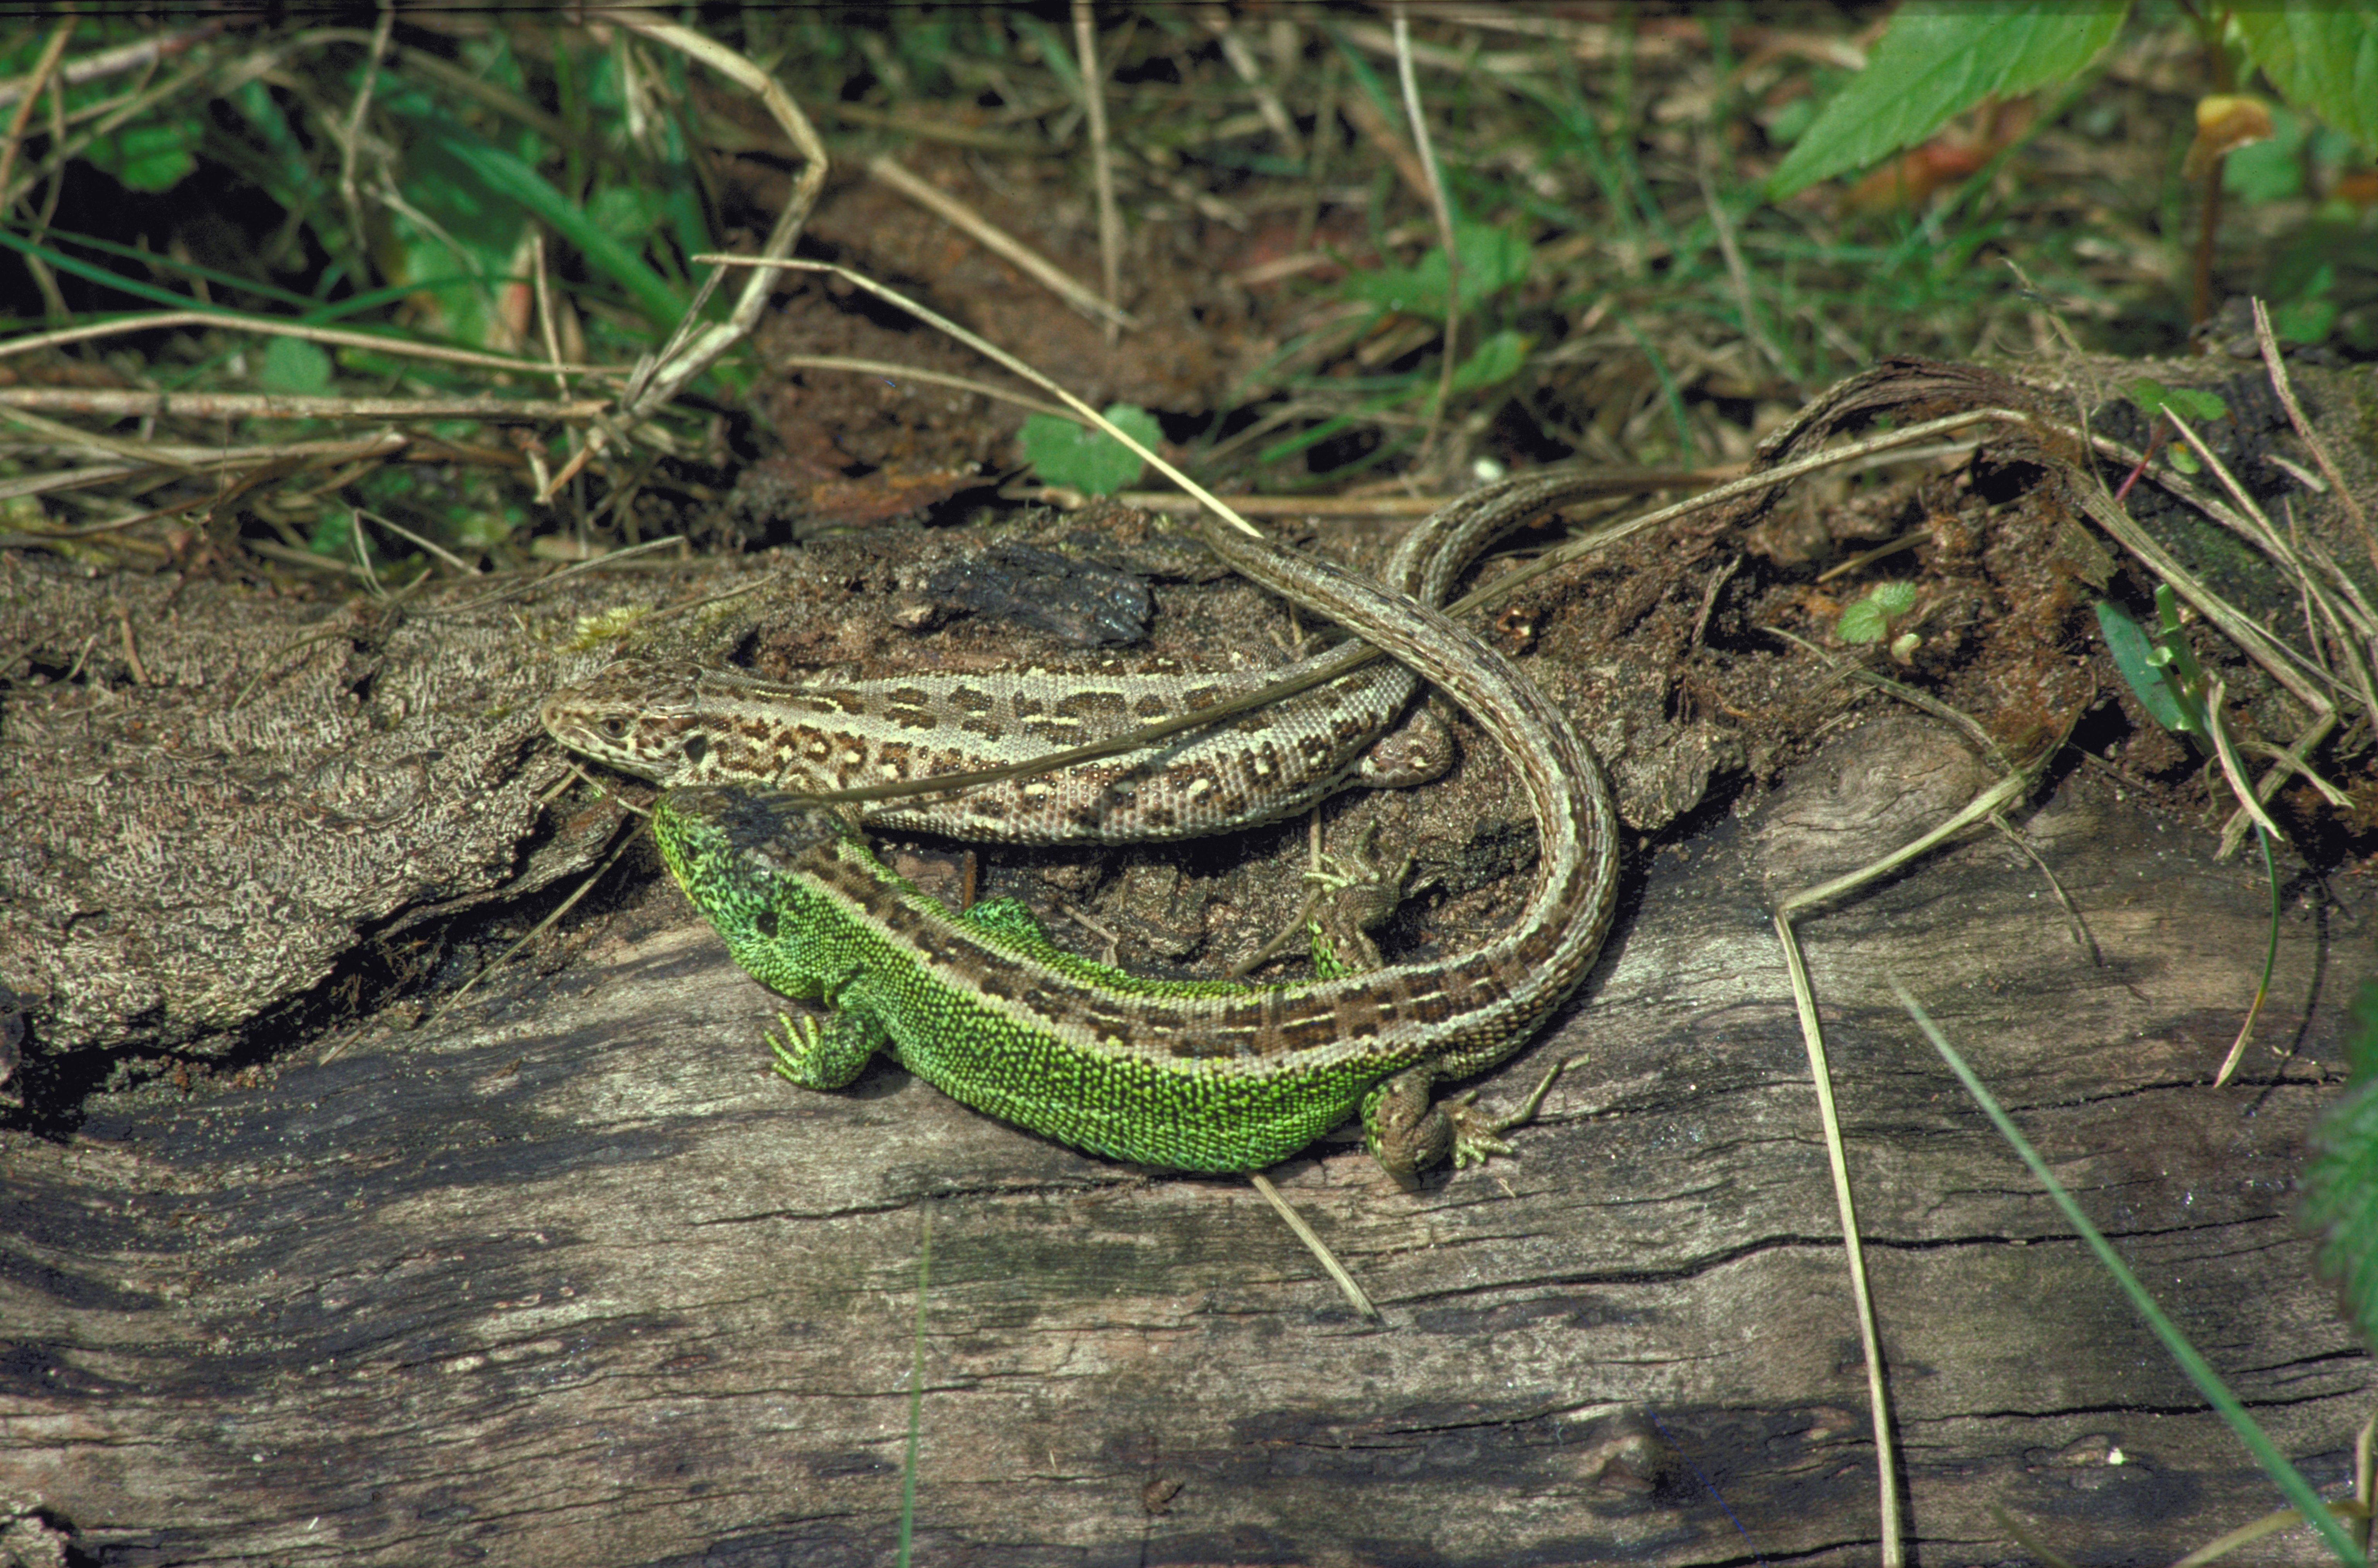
[540,659,712,783]
[651,786,858,948]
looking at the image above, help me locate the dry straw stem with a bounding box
[1248,1171,1378,1321]
[1392,5,1460,467]
[865,154,1134,331]
[1771,765,2039,1568]
[539,10,826,502]
[1208,13,1303,163]
[0,308,629,381]
[0,17,75,201]
[2107,402,2366,857]
[2253,299,2375,569]
[0,389,605,421]
[1072,0,1124,342]
[0,23,218,111]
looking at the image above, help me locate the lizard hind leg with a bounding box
[1360,1057,1571,1184]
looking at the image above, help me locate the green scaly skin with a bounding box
[648,514,1619,1180]
[653,789,1379,1173]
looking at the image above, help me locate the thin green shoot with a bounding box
[1893,981,2368,1567]
[1622,318,1698,465]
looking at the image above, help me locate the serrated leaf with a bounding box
[1768,0,2128,200]
[1869,580,1919,616]
[259,338,333,395]
[1021,404,1161,496]
[1449,330,1532,394]
[2303,980,2378,1355]
[2095,600,2190,732]
[1838,600,1889,645]
[2232,4,2378,155]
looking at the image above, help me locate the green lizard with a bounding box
[649,514,1618,1179]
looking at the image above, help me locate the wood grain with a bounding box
[5,713,2367,1566]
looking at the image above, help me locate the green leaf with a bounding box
[1868,580,1919,617]
[1838,599,1890,645]
[2223,104,2308,201]
[2167,443,2202,474]
[1449,330,1532,394]
[84,115,204,194]
[2232,4,2378,155]
[307,507,356,558]
[1767,0,2128,199]
[2123,378,2228,423]
[259,338,333,395]
[2095,599,2191,733]
[2304,980,2378,1356]
[1020,404,1161,496]
[1340,223,1533,320]
[2277,296,2340,344]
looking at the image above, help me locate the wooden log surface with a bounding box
[4,709,2368,1566]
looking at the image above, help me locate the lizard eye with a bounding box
[600,717,628,739]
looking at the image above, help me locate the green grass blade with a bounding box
[1893,981,2368,1566]
[0,227,244,316]
[423,132,687,329]
[17,224,321,310]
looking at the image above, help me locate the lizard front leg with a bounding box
[767,964,889,1089]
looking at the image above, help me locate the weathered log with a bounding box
[3,708,2367,1566]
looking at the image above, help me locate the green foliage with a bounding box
[2124,378,2230,425]
[2231,5,2378,154]
[83,115,205,193]
[2222,104,2311,201]
[1767,1,2128,199]
[307,506,357,558]
[1771,1,2374,204]
[258,338,333,395]
[1838,581,1917,645]
[2304,981,2378,1357]
[1340,223,1533,320]
[2275,263,2339,345]
[2095,587,2210,738]
[1449,329,1533,394]
[1021,405,1162,495]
